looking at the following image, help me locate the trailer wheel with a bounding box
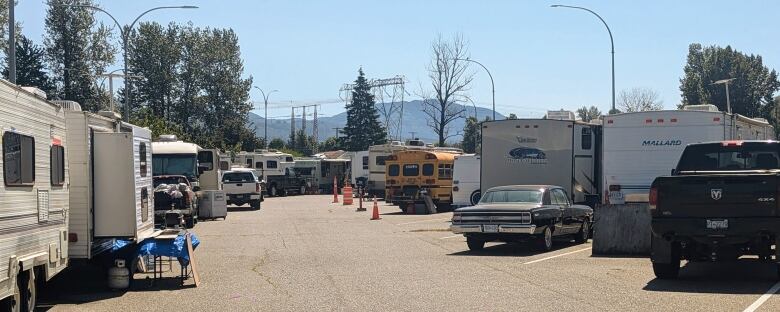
[469,190,481,206]
[18,269,35,312]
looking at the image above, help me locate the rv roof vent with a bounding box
[158,134,178,142]
[407,139,425,147]
[683,104,719,112]
[21,87,47,99]
[547,110,575,121]
[51,100,82,111]
[97,110,121,120]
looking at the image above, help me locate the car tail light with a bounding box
[649,186,658,210]
[68,233,78,243]
[609,184,621,192]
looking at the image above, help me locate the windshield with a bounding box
[677,143,780,171]
[480,190,542,204]
[222,172,256,182]
[153,154,197,180]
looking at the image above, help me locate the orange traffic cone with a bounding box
[332,176,339,204]
[370,197,381,220]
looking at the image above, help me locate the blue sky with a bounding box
[15,0,780,119]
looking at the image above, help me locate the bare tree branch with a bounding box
[617,87,664,112]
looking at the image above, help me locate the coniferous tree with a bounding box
[342,68,386,151]
[3,35,55,95]
[461,116,479,153]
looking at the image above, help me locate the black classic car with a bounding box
[450,185,593,251]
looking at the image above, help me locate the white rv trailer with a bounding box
[341,151,369,187]
[64,110,155,260]
[0,81,69,310]
[452,154,481,207]
[602,106,774,204]
[481,118,602,206]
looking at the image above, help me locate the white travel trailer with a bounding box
[341,151,369,187]
[602,106,774,204]
[481,118,602,206]
[0,82,69,310]
[64,110,155,260]
[452,154,481,207]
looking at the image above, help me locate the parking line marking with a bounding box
[522,247,592,265]
[439,234,461,240]
[396,218,450,226]
[743,281,780,312]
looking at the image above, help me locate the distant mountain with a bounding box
[247,100,502,144]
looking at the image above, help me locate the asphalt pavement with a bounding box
[39,195,780,311]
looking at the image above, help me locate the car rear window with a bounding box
[677,143,780,171]
[223,172,255,182]
[480,190,542,204]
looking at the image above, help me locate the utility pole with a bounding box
[302,106,307,135]
[409,132,416,140]
[333,127,341,138]
[8,1,16,84]
[713,78,736,114]
[290,107,296,144]
[312,105,319,153]
[98,71,141,114]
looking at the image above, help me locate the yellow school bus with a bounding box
[385,150,458,210]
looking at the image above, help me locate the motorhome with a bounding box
[341,151,369,187]
[235,150,307,196]
[602,106,774,204]
[152,136,203,226]
[64,109,155,261]
[385,150,460,210]
[452,154,481,207]
[480,116,602,206]
[0,82,69,310]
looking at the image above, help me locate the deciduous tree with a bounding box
[618,87,663,112]
[576,106,602,122]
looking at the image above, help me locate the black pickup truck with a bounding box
[650,141,780,279]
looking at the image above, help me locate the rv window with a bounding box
[139,142,148,177]
[388,164,400,176]
[403,164,419,176]
[438,164,453,180]
[245,158,253,167]
[422,164,434,176]
[267,160,278,169]
[256,161,264,169]
[141,187,149,222]
[296,167,314,176]
[286,156,294,162]
[362,156,369,170]
[50,145,65,186]
[198,151,214,171]
[581,128,592,150]
[3,132,35,186]
[376,156,387,166]
[220,161,230,171]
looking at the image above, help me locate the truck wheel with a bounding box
[185,216,195,229]
[652,244,681,279]
[470,190,481,206]
[466,237,485,251]
[575,221,590,244]
[18,269,35,312]
[250,200,261,210]
[535,226,553,252]
[269,185,278,197]
[300,186,306,195]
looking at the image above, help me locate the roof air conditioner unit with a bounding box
[157,134,178,142]
[21,87,47,99]
[547,110,575,120]
[51,100,82,111]
[97,110,121,120]
[682,104,719,112]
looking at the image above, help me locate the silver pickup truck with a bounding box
[222,170,263,210]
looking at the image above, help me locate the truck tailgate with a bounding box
[223,181,255,194]
[656,174,779,218]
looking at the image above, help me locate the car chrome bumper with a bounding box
[450,224,536,234]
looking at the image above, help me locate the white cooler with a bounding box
[199,190,227,219]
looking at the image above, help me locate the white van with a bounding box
[452,154,481,206]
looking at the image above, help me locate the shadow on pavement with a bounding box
[643,260,778,294]
[227,206,261,213]
[447,240,583,257]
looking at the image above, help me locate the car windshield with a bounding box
[153,154,197,180]
[480,190,542,204]
[223,172,255,182]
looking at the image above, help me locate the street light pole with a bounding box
[254,87,278,148]
[551,5,615,113]
[63,5,198,121]
[712,78,736,114]
[456,58,495,120]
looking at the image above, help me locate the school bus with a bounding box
[384,150,460,210]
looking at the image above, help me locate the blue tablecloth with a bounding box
[113,233,200,265]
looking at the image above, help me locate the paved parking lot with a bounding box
[40,195,780,311]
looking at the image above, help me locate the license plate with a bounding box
[608,191,625,205]
[706,219,728,230]
[236,195,246,199]
[483,224,498,233]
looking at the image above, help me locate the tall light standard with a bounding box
[712,78,736,114]
[254,87,278,148]
[456,58,495,120]
[63,4,198,121]
[551,5,615,113]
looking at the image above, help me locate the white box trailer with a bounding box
[0,81,69,309]
[64,110,155,259]
[452,154,481,207]
[602,108,774,204]
[481,119,602,206]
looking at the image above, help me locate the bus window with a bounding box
[422,163,434,176]
[403,164,419,176]
[388,164,400,176]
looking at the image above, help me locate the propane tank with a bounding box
[108,259,130,289]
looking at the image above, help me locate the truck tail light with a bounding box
[256,182,261,193]
[649,186,658,210]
